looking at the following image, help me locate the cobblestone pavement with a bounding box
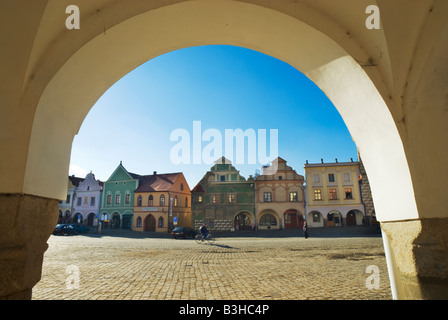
[32,227,392,300]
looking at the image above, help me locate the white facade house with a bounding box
[72,172,103,226]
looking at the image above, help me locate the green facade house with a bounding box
[99,162,146,229]
[191,157,255,232]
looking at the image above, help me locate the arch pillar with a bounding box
[0,194,58,299]
[381,218,448,299]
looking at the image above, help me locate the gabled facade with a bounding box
[255,157,305,230]
[72,172,103,226]
[99,162,146,229]
[133,172,191,233]
[191,157,255,231]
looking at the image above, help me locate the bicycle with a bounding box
[195,233,215,244]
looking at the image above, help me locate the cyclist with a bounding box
[200,223,209,241]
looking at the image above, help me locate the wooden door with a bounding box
[346,211,356,226]
[284,210,298,229]
[144,215,156,231]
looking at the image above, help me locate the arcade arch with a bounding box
[86,212,96,227]
[258,210,280,230]
[346,210,365,226]
[234,211,254,231]
[327,211,343,228]
[307,211,324,228]
[1,0,447,300]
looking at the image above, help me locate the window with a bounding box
[329,188,337,200]
[83,196,88,205]
[90,197,95,206]
[313,212,321,222]
[136,217,142,227]
[198,195,203,203]
[148,195,153,206]
[77,197,81,206]
[174,196,178,207]
[314,189,322,200]
[278,176,283,180]
[313,174,320,183]
[107,194,112,205]
[328,173,335,182]
[344,173,350,182]
[263,192,272,202]
[160,194,165,206]
[66,194,71,204]
[259,214,277,226]
[115,194,121,205]
[289,192,298,202]
[125,193,130,204]
[158,217,164,228]
[345,188,353,199]
[137,195,142,206]
[220,175,226,181]
[212,194,220,204]
[180,183,184,191]
[228,194,235,204]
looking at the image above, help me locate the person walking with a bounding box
[303,221,309,239]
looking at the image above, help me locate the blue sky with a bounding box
[69,45,357,188]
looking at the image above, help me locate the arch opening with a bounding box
[25,0,417,226]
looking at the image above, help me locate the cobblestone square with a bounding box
[32,228,392,300]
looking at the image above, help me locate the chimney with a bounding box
[153,171,157,175]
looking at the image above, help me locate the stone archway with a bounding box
[1,1,447,300]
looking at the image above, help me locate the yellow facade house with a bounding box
[133,172,191,233]
[304,160,365,228]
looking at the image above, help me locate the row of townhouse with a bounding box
[191,156,375,232]
[58,155,375,233]
[58,162,191,233]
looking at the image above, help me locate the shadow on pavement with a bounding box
[68,225,381,240]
